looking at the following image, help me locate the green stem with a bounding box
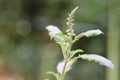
[60,44,72,80]
[72,33,84,43]
[60,60,67,80]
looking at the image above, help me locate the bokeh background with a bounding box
[0,0,119,80]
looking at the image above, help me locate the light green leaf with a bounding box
[54,33,65,42]
[57,42,66,50]
[57,42,67,58]
[57,59,76,74]
[46,25,61,39]
[79,54,114,69]
[84,29,103,37]
[70,49,84,58]
[47,71,60,80]
[46,25,65,42]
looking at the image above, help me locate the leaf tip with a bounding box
[84,29,103,37]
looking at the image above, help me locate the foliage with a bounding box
[46,7,114,80]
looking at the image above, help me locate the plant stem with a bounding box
[72,33,84,43]
[60,60,67,80]
[61,8,76,79]
[60,43,72,80]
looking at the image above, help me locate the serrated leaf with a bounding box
[47,71,60,80]
[70,49,84,58]
[84,29,103,37]
[46,25,61,34]
[71,49,84,55]
[46,25,61,38]
[46,25,65,42]
[79,54,114,69]
[57,59,76,74]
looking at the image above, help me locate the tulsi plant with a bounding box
[46,6,114,80]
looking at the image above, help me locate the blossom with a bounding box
[84,29,103,37]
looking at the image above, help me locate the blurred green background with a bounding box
[0,0,119,80]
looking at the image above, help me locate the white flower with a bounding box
[57,60,75,74]
[84,29,103,37]
[80,54,114,69]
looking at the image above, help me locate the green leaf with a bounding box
[79,54,114,69]
[70,49,84,58]
[54,33,65,42]
[84,29,103,37]
[57,42,70,59]
[46,25,61,39]
[47,71,60,80]
[46,25,66,42]
[57,59,76,74]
